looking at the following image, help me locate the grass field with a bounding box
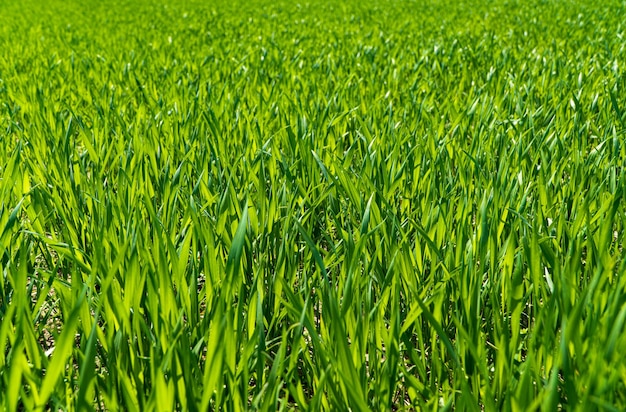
[1,0,626,410]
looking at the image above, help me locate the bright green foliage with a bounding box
[1,0,626,410]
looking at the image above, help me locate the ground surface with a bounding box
[1,0,626,410]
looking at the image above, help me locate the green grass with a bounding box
[1,0,626,409]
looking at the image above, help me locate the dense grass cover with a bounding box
[1,0,626,409]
